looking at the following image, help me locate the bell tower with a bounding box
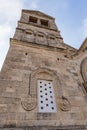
[14,10,64,47]
[0,9,87,130]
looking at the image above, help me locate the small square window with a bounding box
[29,16,38,23]
[40,19,49,26]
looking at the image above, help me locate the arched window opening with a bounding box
[29,68,61,113]
[36,32,47,45]
[48,34,56,45]
[25,30,34,42]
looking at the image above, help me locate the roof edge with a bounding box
[79,37,87,51]
[22,9,55,20]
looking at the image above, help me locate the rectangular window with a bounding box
[29,16,38,23]
[38,80,57,113]
[40,19,48,26]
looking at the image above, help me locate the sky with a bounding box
[0,0,87,70]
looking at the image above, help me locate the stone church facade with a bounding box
[0,9,87,130]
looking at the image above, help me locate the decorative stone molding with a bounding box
[58,96,71,111]
[83,82,87,93]
[29,68,62,98]
[24,29,35,43]
[21,68,62,111]
[27,68,62,111]
[48,34,57,45]
[35,31,47,45]
[21,96,36,111]
[81,57,87,82]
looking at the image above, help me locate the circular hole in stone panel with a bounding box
[45,93,47,95]
[40,82,42,84]
[40,95,43,98]
[46,104,49,106]
[40,86,42,88]
[51,101,53,104]
[49,87,51,89]
[49,82,51,85]
[41,107,43,109]
[45,88,47,91]
[50,91,52,93]
[51,107,54,110]
[41,101,43,103]
[46,98,48,101]
[44,84,47,86]
[40,90,42,93]
[50,96,53,98]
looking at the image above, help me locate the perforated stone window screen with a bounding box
[38,80,57,113]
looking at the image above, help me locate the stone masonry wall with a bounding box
[0,39,87,129]
[0,9,87,130]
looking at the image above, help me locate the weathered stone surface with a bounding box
[0,9,87,130]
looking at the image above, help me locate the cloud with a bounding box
[0,0,25,23]
[0,24,12,71]
[0,0,40,70]
[25,0,39,9]
[0,0,26,46]
[30,2,38,9]
[0,0,26,70]
[0,24,12,46]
